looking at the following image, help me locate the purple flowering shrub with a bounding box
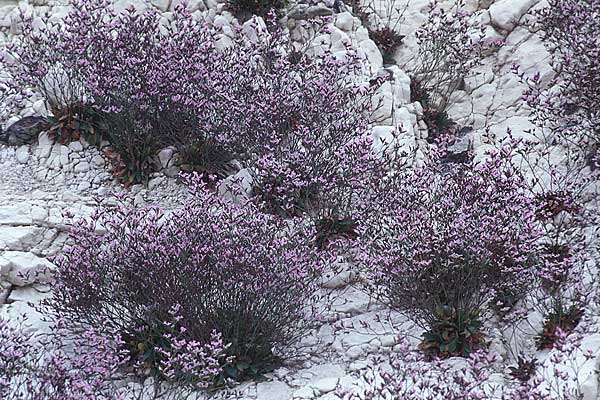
[47,180,325,384]
[410,0,495,143]
[253,129,394,225]
[357,146,541,356]
[517,0,600,155]
[234,28,390,221]
[1,316,228,398]
[1,318,127,399]
[3,0,220,183]
[511,1,600,351]
[514,141,600,348]
[337,337,502,399]
[2,0,387,194]
[339,326,600,399]
[511,0,600,351]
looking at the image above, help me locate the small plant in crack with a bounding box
[314,213,359,250]
[508,355,539,383]
[175,138,237,185]
[369,26,405,63]
[410,76,456,143]
[418,306,485,359]
[535,302,583,350]
[409,0,494,137]
[517,0,600,158]
[46,102,107,146]
[345,0,408,63]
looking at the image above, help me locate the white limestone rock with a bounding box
[371,125,397,156]
[312,377,339,394]
[68,141,84,152]
[0,298,49,334]
[7,284,49,303]
[387,65,411,105]
[170,0,205,12]
[329,26,351,53]
[0,226,43,251]
[36,132,53,159]
[358,39,383,71]
[489,0,540,32]
[334,12,356,32]
[15,145,29,164]
[241,16,267,43]
[0,251,56,286]
[92,154,105,167]
[293,385,317,399]
[256,381,294,400]
[151,0,170,11]
[218,168,253,202]
[32,99,48,117]
[74,161,90,173]
[0,204,33,226]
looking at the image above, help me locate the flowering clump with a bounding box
[3,0,222,183]
[338,337,501,399]
[517,0,600,153]
[411,1,488,107]
[512,0,600,349]
[346,0,407,62]
[358,146,541,356]
[47,179,325,384]
[528,180,595,348]
[233,29,390,221]
[409,0,496,143]
[253,129,394,225]
[1,318,127,399]
[340,328,600,400]
[2,0,387,193]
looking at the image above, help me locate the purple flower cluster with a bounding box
[1,318,127,399]
[357,145,542,343]
[338,336,502,399]
[47,177,325,385]
[517,0,600,151]
[411,0,494,114]
[511,0,600,349]
[340,327,599,400]
[2,0,386,195]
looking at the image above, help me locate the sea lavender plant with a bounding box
[337,336,502,399]
[339,326,600,399]
[357,145,541,356]
[2,0,387,192]
[47,178,326,384]
[1,315,228,399]
[228,20,391,221]
[2,0,220,183]
[506,126,600,350]
[1,318,127,400]
[517,0,600,154]
[503,320,600,400]
[345,0,408,62]
[510,0,600,353]
[409,0,495,142]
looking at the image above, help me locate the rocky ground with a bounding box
[1,0,599,399]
